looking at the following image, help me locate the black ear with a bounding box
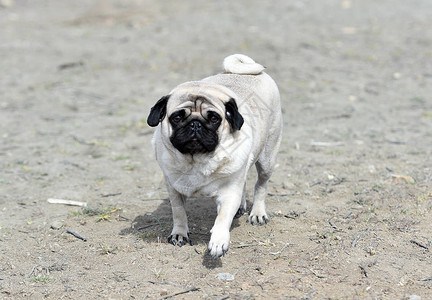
[147,95,170,127]
[225,98,244,131]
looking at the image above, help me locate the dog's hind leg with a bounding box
[235,184,247,218]
[248,129,282,225]
[248,161,271,225]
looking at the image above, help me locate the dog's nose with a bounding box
[189,120,202,131]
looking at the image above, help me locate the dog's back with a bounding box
[202,54,282,146]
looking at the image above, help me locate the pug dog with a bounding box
[147,54,282,258]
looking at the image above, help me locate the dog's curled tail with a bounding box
[223,54,265,75]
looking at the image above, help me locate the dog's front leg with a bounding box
[166,184,192,246]
[208,185,242,258]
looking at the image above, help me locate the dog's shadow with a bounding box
[120,197,247,268]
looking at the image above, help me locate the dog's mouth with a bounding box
[181,137,210,154]
[170,132,218,155]
[169,118,219,155]
[189,132,202,144]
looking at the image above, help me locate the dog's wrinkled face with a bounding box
[168,97,222,154]
[147,92,244,155]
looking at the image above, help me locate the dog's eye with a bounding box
[210,115,219,123]
[172,115,182,123]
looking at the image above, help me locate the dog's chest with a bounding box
[168,171,220,198]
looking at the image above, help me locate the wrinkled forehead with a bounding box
[166,82,234,115]
[171,96,219,115]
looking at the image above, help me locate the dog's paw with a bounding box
[208,230,230,259]
[167,233,193,247]
[247,212,269,226]
[234,206,246,219]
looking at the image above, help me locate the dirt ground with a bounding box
[1,0,432,299]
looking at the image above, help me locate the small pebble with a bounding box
[341,1,351,9]
[50,220,63,230]
[282,181,295,190]
[393,72,402,79]
[348,95,357,102]
[217,272,235,281]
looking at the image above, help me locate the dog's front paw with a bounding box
[208,229,230,259]
[167,233,193,247]
[247,210,269,226]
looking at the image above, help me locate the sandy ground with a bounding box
[1,0,432,299]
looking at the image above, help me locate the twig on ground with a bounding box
[71,135,93,145]
[148,280,183,287]
[343,211,352,218]
[156,286,200,300]
[267,193,289,197]
[284,211,304,219]
[255,281,264,290]
[58,61,84,70]
[328,219,338,230]
[47,198,87,207]
[310,180,322,187]
[386,140,406,145]
[270,243,290,255]
[331,177,347,186]
[304,289,316,300]
[136,223,159,230]
[215,295,229,300]
[391,174,415,183]
[359,264,368,277]
[352,234,361,248]
[310,269,326,279]
[118,215,131,221]
[257,276,276,288]
[27,265,37,278]
[232,243,256,249]
[100,192,122,198]
[410,240,429,250]
[419,276,432,281]
[66,228,87,241]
